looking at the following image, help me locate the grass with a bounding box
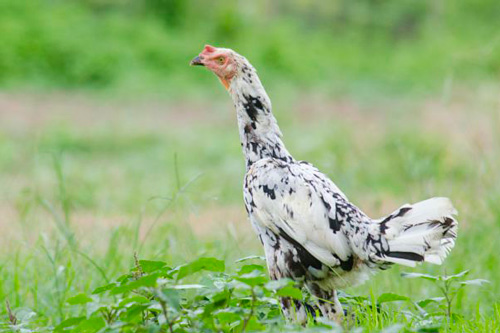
[1,0,500,97]
[0,82,499,331]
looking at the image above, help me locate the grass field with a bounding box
[0,80,499,331]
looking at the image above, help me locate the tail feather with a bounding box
[376,197,458,267]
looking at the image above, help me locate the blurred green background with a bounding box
[1,0,499,95]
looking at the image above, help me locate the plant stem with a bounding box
[439,280,453,318]
[241,288,256,332]
[5,300,17,325]
[159,298,174,333]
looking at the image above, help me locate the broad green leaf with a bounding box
[442,270,469,281]
[212,278,229,290]
[139,260,168,273]
[176,257,225,280]
[235,255,266,263]
[116,274,131,283]
[91,283,116,295]
[66,293,93,305]
[118,295,150,307]
[235,271,267,286]
[260,296,279,305]
[236,317,264,331]
[416,297,445,308]
[54,316,85,331]
[201,301,222,318]
[89,305,110,317]
[215,310,241,325]
[401,272,439,281]
[123,304,150,322]
[377,293,409,304]
[172,284,206,289]
[210,289,231,308]
[265,278,294,291]
[460,279,490,286]
[110,273,159,295]
[73,316,105,332]
[158,289,181,311]
[237,264,265,275]
[276,286,303,300]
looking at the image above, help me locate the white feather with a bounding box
[378,197,458,266]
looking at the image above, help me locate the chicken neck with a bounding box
[229,67,293,170]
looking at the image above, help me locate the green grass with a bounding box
[0,83,499,331]
[1,0,500,98]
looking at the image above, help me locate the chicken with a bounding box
[190,45,458,323]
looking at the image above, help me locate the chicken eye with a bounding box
[217,57,225,64]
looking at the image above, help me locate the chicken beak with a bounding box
[190,56,204,66]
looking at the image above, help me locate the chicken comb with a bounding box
[203,45,217,53]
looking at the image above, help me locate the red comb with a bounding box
[203,44,217,53]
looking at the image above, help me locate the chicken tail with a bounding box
[376,197,458,267]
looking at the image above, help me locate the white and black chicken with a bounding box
[190,45,458,322]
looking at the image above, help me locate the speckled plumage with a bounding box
[198,47,458,322]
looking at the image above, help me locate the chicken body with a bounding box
[191,45,458,322]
